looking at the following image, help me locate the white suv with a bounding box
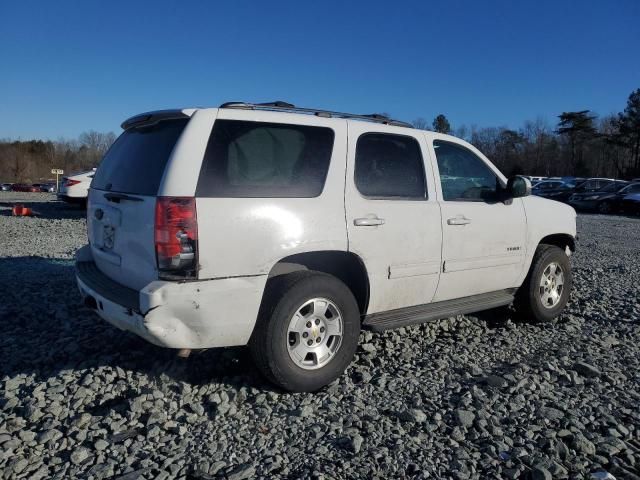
[76,102,577,392]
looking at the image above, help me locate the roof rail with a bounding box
[219,101,414,128]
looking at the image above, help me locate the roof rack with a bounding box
[219,101,414,128]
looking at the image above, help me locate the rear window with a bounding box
[196,120,335,198]
[92,118,189,195]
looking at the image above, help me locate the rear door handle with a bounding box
[447,216,471,226]
[354,216,385,226]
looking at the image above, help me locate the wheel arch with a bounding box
[266,250,370,316]
[538,233,576,253]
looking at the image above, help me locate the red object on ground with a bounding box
[12,204,33,216]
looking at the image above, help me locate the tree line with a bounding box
[1,88,639,183]
[0,131,116,183]
[414,87,640,179]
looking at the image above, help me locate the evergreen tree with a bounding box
[432,114,451,134]
[556,111,597,171]
[617,88,640,173]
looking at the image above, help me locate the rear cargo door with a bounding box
[88,117,190,291]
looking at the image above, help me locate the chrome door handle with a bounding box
[447,216,471,225]
[354,216,385,226]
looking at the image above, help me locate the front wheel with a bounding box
[514,245,572,323]
[249,271,360,392]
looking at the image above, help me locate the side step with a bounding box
[363,289,516,332]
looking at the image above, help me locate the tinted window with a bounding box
[92,118,189,195]
[355,133,426,199]
[196,120,334,198]
[433,140,500,201]
[577,180,607,192]
[622,184,640,194]
[600,181,626,192]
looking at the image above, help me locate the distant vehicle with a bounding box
[522,175,546,184]
[39,183,56,193]
[12,183,40,192]
[531,180,575,202]
[561,176,586,186]
[529,176,546,183]
[57,169,95,204]
[569,180,631,213]
[573,178,616,194]
[1,183,13,192]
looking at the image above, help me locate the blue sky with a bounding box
[1,0,639,139]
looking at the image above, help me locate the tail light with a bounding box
[64,179,81,188]
[155,197,198,279]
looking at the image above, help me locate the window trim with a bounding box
[354,132,428,201]
[195,119,336,199]
[433,139,506,203]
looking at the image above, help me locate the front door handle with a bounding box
[447,216,471,226]
[354,215,385,227]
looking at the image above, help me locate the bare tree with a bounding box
[411,117,429,130]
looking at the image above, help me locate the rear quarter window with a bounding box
[92,118,189,195]
[196,120,335,198]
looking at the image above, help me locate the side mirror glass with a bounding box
[507,176,531,198]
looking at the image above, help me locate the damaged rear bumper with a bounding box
[75,245,267,349]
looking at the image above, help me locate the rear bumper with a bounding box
[58,194,86,203]
[75,245,267,349]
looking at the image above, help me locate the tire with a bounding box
[514,244,572,323]
[597,201,612,214]
[249,271,361,392]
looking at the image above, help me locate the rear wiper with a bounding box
[104,192,143,203]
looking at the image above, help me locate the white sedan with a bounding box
[57,169,95,204]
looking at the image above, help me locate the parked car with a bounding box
[1,183,13,191]
[12,183,40,192]
[568,180,630,212]
[75,102,577,392]
[561,176,586,187]
[58,169,95,204]
[528,176,547,183]
[39,183,56,193]
[531,180,575,202]
[573,178,616,194]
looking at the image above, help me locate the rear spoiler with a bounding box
[121,109,195,130]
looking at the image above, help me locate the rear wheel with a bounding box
[249,271,360,392]
[597,201,612,214]
[514,245,572,323]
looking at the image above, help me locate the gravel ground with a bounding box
[1,192,639,480]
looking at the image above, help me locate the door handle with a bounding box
[447,216,471,226]
[354,216,385,226]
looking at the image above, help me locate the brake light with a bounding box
[155,197,198,279]
[64,179,81,187]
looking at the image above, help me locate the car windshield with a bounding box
[621,184,640,194]
[598,182,626,193]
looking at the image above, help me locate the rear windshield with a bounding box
[92,118,189,195]
[196,120,335,198]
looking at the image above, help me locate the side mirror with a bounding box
[507,176,531,198]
